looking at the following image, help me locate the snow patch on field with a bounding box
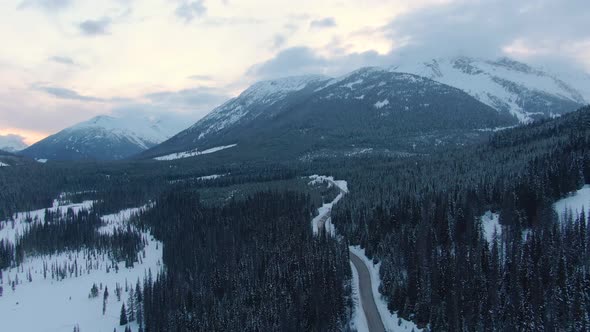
[481,211,501,245]
[0,162,8,167]
[154,144,237,161]
[350,261,369,332]
[36,159,48,163]
[0,200,94,244]
[0,205,163,332]
[349,246,423,332]
[554,185,590,222]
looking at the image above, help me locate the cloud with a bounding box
[34,85,106,102]
[78,18,112,36]
[310,17,337,29]
[175,0,207,23]
[271,34,286,50]
[247,46,391,80]
[144,86,230,112]
[188,74,213,81]
[249,0,590,81]
[49,56,76,66]
[384,0,590,68]
[0,134,28,151]
[17,0,71,11]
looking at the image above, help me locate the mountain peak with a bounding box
[21,113,190,161]
[241,74,329,102]
[393,55,587,122]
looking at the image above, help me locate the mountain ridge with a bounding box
[20,114,189,161]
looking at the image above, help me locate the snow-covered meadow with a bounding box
[554,185,590,223]
[0,198,163,332]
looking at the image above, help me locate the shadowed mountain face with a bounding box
[143,68,517,162]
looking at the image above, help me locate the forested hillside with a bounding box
[330,106,590,330]
[137,190,351,331]
[1,106,589,331]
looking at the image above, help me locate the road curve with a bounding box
[350,250,386,332]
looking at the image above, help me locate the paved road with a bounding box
[350,250,386,332]
[316,178,385,331]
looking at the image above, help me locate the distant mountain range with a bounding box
[20,114,190,161]
[142,67,517,161]
[18,56,589,162]
[394,56,587,122]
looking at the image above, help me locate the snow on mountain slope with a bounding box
[65,115,180,150]
[154,144,237,161]
[0,134,28,152]
[394,56,588,122]
[21,114,189,161]
[186,75,329,140]
[144,67,517,161]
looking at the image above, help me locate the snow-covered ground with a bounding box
[479,185,590,245]
[481,211,501,245]
[0,162,8,167]
[308,174,348,193]
[554,185,590,223]
[0,200,94,244]
[99,204,152,235]
[308,175,348,235]
[349,261,369,332]
[154,144,237,161]
[0,204,163,332]
[349,246,422,332]
[308,175,421,331]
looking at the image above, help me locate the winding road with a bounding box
[312,176,385,332]
[350,250,386,332]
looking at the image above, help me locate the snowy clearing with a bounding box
[36,159,48,163]
[0,162,8,167]
[0,200,94,244]
[554,185,590,223]
[99,204,152,235]
[349,246,422,332]
[0,205,163,332]
[481,211,501,245]
[154,144,237,161]
[308,174,349,193]
[350,261,369,332]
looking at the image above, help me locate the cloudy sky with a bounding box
[1,0,589,145]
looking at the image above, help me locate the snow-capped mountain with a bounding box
[394,56,587,122]
[143,68,515,161]
[0,134,28,152]
[185,75,329,140]
[20,114,190,161]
